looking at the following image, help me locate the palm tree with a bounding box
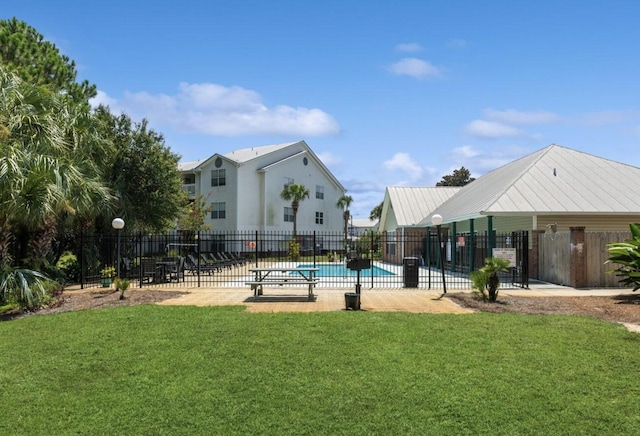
[0,66,112,268]
[369,201,383,221]
[470,257,511,302]
[0,66,112,306]
[336,194,353,252]
[280,183,310,237]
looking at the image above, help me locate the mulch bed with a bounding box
[446,293,640,324]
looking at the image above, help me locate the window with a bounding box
[211,169,226,187]
[386,232,396,256]
[284,177,294,189]
[284,207,294,222]
[316,185,324,199]
[315,211,324,225]
[211,202,226,219]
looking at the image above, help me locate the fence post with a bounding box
[451,222,457,273]
[531,229,544,280]
[469,219,475,272]
[487,216,494,259]
[79,231,85,289]
[569,226,586,288]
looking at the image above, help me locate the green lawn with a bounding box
[1,305,639,435]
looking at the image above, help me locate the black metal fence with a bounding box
[79,230,528,290]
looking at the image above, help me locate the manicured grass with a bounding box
[1,306,639,434]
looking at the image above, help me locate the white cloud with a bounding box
[448,145,525,175]
[383,152,424,181]
[452,145,481,159]
[482,108,562,125]
[464,120,524,139]
[89,90,120,111]
[93,83,341,137]
[395,43,423,53]
[389,58,442,79]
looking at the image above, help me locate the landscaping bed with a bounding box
[446,293,640,324]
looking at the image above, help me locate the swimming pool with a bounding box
[296,263,396,277]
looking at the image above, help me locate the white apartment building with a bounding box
[179,140,346,233]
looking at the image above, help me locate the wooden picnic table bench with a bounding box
[246,267,319,300]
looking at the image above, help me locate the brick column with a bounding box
[570,226,586,288]
[530,230,545,280]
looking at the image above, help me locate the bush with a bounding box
[56,251,80,283]
[470,257,510,302]
[607,222,640,290]
[288,240,301,261]
[0,267,52,310]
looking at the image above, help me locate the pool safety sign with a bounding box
[492,248,516,267]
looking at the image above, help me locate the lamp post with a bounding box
[112,218,125,279]
[431,214,447,294]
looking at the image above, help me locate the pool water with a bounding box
[296,263,396,277]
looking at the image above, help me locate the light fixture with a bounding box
[111,218,125,279]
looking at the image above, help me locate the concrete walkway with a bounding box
[148,282,637,314]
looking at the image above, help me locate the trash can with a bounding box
[403,257,419,288]
[344,292,361,310]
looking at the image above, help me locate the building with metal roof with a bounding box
[423,144,640,234]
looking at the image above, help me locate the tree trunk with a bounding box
[292,201,299,237]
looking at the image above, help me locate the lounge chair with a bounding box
[186,254,217,275]
[215,252,238,268]
[227,252,248,265]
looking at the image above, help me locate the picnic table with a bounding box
[246,267,319,300]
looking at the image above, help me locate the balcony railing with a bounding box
[183,184,196,197]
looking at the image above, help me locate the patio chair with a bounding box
[141,258,160,284]
[120,257,139,279]
[168,256,185,282]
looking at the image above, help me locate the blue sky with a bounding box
[7,1,640,219]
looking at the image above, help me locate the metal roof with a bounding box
[178,140,345,191]
[428,144,640,224]
[385,186,460,228]
[351,218,378,228]
[223,141,301,163]
[178,141,301,171]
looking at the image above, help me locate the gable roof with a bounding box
[178,141,300,172]
[223,141,300,163]
[178,140,345,191]
[427,144,640,225]
[351,218,378,229]
[380,186,460,229]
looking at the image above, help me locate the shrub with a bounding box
[0,267,50,310]
[606,222,640,290]
[470,257,510,302]
[288,240,301,261]
[56,251,80,282]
